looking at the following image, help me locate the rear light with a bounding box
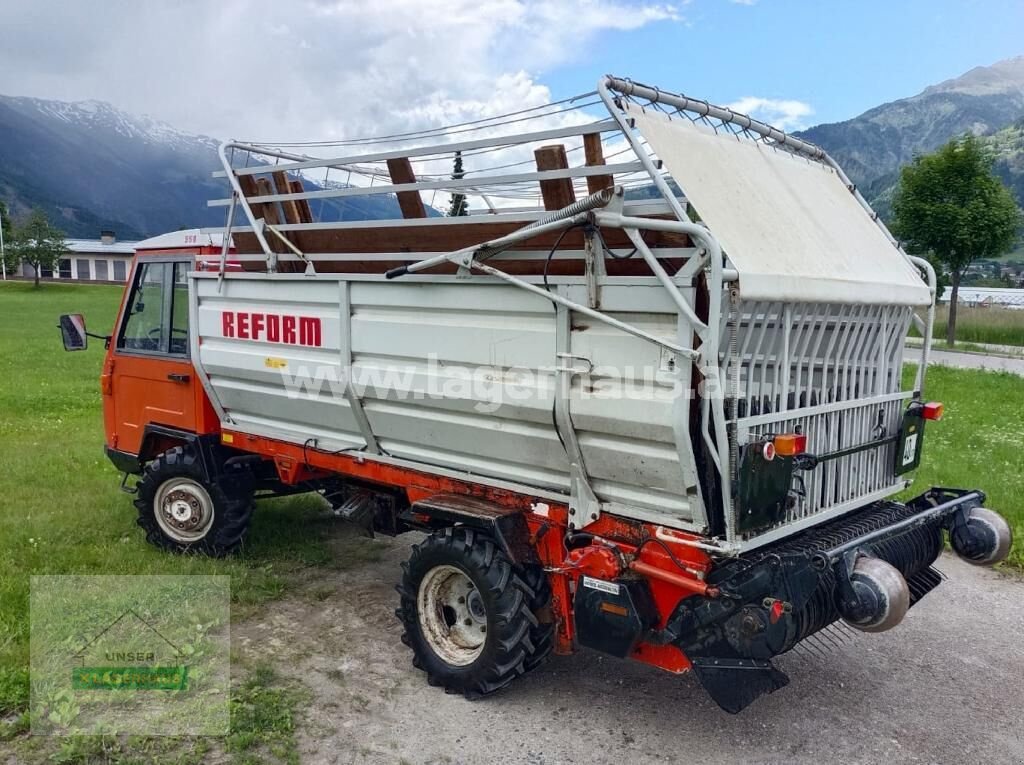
[774,433,807,456]
[921,402,944,421]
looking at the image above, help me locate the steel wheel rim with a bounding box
[154,478,215,543]
[417,564,487,666]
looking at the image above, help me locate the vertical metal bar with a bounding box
[779,304,792,413]
[554,301,601,530]
[218,142,278,270]
[338,281,380,455]
[597,80,690,224]
[908,256,937,394]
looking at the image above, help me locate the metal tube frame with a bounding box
[209,74,937,554]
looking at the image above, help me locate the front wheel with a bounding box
[397,526,553,698]
[134,446,254,556]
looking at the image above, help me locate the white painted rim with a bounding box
[417,564,487,667]
[154,478,215,543]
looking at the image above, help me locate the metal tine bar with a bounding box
[861,305,884,395]
[790,302,816,406]
[885,307,906,393]
[747,302,774,414]
[799,303,816,405]
[804,304,831,406]
[855,306,875,397]
[819,626,847,647]
[818,304,848,405]
[210,162,644,208]
[843,305,870,401]
[806,634,832,658]
[737,301,762,414]
[777,305,791,413]
[874,306,889,396]
[224,120,620,177]
[833,305,862,402]
[762,302,783,412]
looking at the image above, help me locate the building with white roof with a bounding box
[18,230,139,282]
[939,286,1024,309]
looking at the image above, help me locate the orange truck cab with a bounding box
[99,230,230,476]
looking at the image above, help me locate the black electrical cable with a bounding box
[597,227,637,260]
[302,437,371,467]
[542,223,585,293]
[633,536,703,579]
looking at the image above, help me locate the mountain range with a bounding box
[0,97,416,239]
[1,55,1023,239]
[795,55,1024,215]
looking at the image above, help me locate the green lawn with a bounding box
[0,280,1020,760]
[899,364,1024,562]
[0,281,377,763]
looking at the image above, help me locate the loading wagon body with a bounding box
[71,77,1011,713]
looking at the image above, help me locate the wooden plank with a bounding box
[234,235,685,277]
[254,177,295,264]
[583,134,613,195]
[386,157,427,219]
[534,145,576,211]
[237,174,268,221]
[272,171,303,224]
[289,180,314,223]
[233,219,688,255]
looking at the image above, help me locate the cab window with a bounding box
[117,261,190,355]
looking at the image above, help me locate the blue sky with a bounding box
[545,0,1024,128]
[0,0,1020,140]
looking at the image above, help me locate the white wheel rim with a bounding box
[154,478,215,543]
[417,564,487,666]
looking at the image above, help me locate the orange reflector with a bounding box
[599,602,629,617]
[774,433,807,456]
[922,402,944,421]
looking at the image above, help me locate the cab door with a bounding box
[108,259,197,456]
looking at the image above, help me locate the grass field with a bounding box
[913,304,1024,347]
[0,281,383,763]
[0,280,1021,762]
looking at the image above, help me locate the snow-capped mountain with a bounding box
[0,95,413,238]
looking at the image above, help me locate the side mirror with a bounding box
[59,314,88,351]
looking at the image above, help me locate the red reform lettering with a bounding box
[299,317,322,347]
[251,313,265,340]
[222,312,235,337]
[282,315,296,344]
[266,314,280,342]
[237,312,250,339]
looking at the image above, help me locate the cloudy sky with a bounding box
[0,0,1021,142]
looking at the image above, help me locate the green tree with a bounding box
[892,135,1021,346]
[447,151,468,217]
[9,209,68,287]
[0,200,14,278]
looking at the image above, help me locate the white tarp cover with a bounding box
[625,103,931,306]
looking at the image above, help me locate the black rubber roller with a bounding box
[950,507,1012,566]
[841,557,910,633]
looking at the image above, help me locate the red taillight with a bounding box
[921,402,944,421]
[774,433,807,456]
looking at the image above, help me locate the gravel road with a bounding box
[237,530,1024,765]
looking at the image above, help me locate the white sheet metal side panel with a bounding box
[194,275,699,527]
[625,103,931,307]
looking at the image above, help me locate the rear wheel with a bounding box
[135,446,254,557]
[397,526,554,697]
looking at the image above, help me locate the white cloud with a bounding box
[0,0,683,142]
[726,96,814,131]
[729,0,758,5]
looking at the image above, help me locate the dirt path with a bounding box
[235,529,1024,765]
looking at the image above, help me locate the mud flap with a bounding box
[689,657,790,714]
